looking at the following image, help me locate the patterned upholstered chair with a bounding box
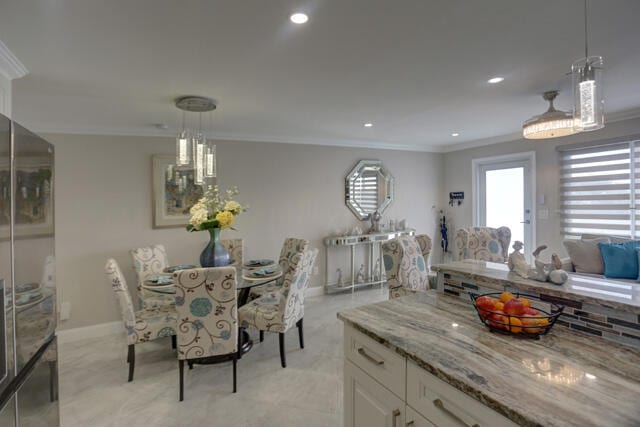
[105,258,177,382]
[221,238,244,274]
[383,234,432,299]
[173,267,240,401]
[239,248,317,368]
[454,227,511,262]
[130,244,175,310]
[247,237,309,301]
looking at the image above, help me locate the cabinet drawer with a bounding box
[407,361,518,427]
[344,325,406,399]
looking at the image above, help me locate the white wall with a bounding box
[442,117,640,258]
[46,133,443,330]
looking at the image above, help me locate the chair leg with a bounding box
[279,333,286,368]
[232,354,237,393]
[296,318,304,349]
[179,360,185,401]
[238,327,245,360]
[188,360,194,370]
[259,330,264,342]
[171,335,177,350]
[127,344,135,382]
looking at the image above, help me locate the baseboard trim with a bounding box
[57,321,124,344]
[305,286,325,298]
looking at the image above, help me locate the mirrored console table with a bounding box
[324,229,415,293]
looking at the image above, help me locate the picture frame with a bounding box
[0,157,54,240]
[152,155,204,229]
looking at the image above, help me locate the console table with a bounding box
[324,229,415,293]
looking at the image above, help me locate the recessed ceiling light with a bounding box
[364,123,373,128]
[451,132,459,137]
[488,77,504,84]
[290,13,309,24]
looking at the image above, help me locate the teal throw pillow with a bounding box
[598,241,640,279]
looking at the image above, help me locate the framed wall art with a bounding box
[152,155,204,229]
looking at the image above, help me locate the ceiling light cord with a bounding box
[584,0,589,59]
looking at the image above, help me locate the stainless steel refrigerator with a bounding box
[0,113,59,426]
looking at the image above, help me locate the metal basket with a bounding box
[469,292,564,339]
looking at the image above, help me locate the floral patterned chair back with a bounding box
[173,267,238,360]
[454,227,511,262]
[383,235,429,299]
[277,237,309,281]
[221,238,244,271]
[105,258,137,344]
[279,248,318,332]
[414,235,432,264]
[130,244,170,302]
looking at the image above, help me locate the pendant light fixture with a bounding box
[174,96,217,185]
[571,0,604,132]
[523,91,577,139]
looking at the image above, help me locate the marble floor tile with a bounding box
[59,287,386,426]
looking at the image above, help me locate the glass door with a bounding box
[475,154,535,256]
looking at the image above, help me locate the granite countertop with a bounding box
[337,291,640,427]
[431,260,640,315]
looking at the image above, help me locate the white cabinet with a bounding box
[344,360,405,427]
[344,325,519,427]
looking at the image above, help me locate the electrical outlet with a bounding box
[313,266,319,275]
[60,301,71,320]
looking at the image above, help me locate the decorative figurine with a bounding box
[509,242,568,285]
[372,259,381,282]
[336,268,343,287]
[355,264,365,283]
[368,210,382,233]
[439,211,448,253]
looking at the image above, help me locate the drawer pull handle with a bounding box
[392,409,401,427]
[433,398,479,427]
[357,347,384,365]
[405,421,414,427]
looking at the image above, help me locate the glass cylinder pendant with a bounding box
[193,133,205,185]
[176,130,192,166]
[572,56,604,132]
[205,142,216,178]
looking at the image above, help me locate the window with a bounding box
[559,137,640,237]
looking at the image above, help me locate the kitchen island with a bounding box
[338,291,640,427]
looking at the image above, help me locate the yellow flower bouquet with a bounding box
[187,185,246,232]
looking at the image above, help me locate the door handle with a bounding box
[520,220,530,224]
[433,398,479,427]
[357,347,384,365]
[392,409,401,427]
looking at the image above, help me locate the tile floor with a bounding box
[59,287,387,427]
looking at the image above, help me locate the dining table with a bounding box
[141,261,283,359]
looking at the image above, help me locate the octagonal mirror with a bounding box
[345,160,394,220]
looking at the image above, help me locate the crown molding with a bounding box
[25,106,640,155]
[32,123,442,153]
[0,40,28,80]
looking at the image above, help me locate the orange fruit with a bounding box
[493,301,504,311]
[517,297,531,308]
[503,316,522,333]
[500,292,515,303]
[521,317,541,334]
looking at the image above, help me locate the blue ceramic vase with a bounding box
[200,228,231,267]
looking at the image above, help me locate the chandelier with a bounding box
[522,91,577,139]
[174,96,217,185]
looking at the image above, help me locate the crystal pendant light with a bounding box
[204,111,217,178]
[523,91,577,139]
[571,0,604,132]
[174,96,217,183]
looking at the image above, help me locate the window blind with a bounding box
[560,139,640,237]
[350,174,379,213]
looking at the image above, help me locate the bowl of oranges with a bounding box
[470,292,564,338]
